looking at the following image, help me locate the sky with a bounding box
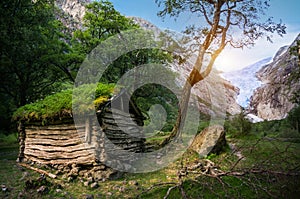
[109,0,300,72]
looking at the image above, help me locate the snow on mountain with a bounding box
[221,57,272,107]
[249,34,300,121]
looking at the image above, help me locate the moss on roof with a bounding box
[13,83,115,123]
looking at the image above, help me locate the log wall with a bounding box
[23,121,96,165]
[20,109,145,166]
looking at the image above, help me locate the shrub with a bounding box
[287,105,300,133]
[225,112,252,137]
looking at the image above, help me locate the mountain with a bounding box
[222,57,272,107]
[55,0,90,33]
[54,1,241,116]
[249,34,300,120]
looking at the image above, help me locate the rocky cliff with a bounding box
[55,0,90,32]
[249,34,300,120]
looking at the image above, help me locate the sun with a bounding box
[215,52,236,72]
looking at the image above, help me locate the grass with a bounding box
[0,120,300,198]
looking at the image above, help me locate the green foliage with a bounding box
[72,83,115,114]
[225,112,252,137]
[246,117,299,140]
[100,48,172,84]
[133,84,179,132]
[287,105,300,133]
[0,0,73,134]
[72,1,138,56]
[0,133,18,145]
[156,0,286,47]
[0,0,71,107]
[13,83,115,123]
[12,89,73,122]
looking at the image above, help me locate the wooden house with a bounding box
[17,89,145,170]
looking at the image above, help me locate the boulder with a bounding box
[189,125,226,157]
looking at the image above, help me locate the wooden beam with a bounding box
[18,163,57,179]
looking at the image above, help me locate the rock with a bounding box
[90,182,99,189]
[63,166,71,173]
[56,189,62,193]
[81,194,94,199]
[108,170,123,180]
[37,185,48,194]
[55,170,62,175]
[92,171,104,182]
[17,192,24,199]
[55,0,88,31]
[129,180,139,186]
[87,176,94,183]
[1,184,7,192]
[67,176,73,182]
[189,125,226,157]
[83,172,91,179]
[68,167,79,177]
[107,192,112,196]
[62,174,68,180]
[79,170,86,177]
[57,165,64,171]
[83,181,89,187]
[119,186,126,192]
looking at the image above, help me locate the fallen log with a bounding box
[18,163,57,179]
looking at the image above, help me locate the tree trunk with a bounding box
[161,67,203,146]
[19,85,27,107]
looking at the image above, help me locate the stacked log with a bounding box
[100,108,145,153]
[18,89,146,178]
[23,120,96,165]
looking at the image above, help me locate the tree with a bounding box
[155,0,286,143]
[71,1,172,84]
[0,0,70,132]
[71,1,138,60]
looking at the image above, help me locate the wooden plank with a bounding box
[26,129,79,136]
[24,154,95,165]
[26,124,76,131]
[26,134,80,140]
[104,108,136,118]
[24,149,95,160]
[24,143,95,153]
[102,119,141,128]
[102,123,141,133]
[19,163,57,179]
[25,138,83,146]
[102,113,140,123]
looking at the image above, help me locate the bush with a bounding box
[225,112,252,137]
[287,105,300,133]
[0,133,18,144]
